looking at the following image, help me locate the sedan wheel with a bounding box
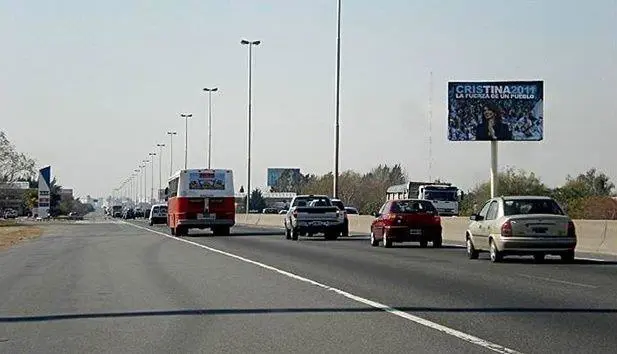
[370,232,379,247]
[466,238,479,259]
[489,240,502,263]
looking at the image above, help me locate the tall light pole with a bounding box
[241,39,261,213]
[156,144,165,201]
[333,0,342,198]
[149,152,156,202]
[180,114,192,169]
[142,160,149,204]
[134,169,140,204]
[167,131,177,176]
[202,87,219,169]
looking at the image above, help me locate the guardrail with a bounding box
[236,214,617,256]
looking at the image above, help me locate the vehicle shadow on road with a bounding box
[385,245,464,250]
[487,257,617,265]
[299,237,369,242]
[185,231,283,237]
[3,306,617,323]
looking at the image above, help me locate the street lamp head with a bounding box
[203,87,219,92]
[149,153,156,156]
[180,113,192,118]
[241,39,261,46]
[157,143,165,147]
[167,131,177,135]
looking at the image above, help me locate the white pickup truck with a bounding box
[284,195,346,240]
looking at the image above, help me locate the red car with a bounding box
[370,199,442,248]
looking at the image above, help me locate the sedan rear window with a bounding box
[503,199,564,216]
[391,200,436,213]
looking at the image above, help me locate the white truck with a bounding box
[386,181,462,216]
[284,195,346,240]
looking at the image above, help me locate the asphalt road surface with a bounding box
[1,217,616,354]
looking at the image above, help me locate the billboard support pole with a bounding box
[490,141,498,198]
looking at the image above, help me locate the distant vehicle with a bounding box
[330,198,350,236]
[166,169,235,236]
[284,195,345,240]
[3,209,18,219]
[262,208,278,214]
[345,207,359,215]
[370,199,442,248]
[278,209,288,215]
[122,209,135,220]
[149,204,167,225]
[134,208,145,218]
[386,181,462,216]
[68,212,84,220]
[466,196,577,263]
[111,205,123,218]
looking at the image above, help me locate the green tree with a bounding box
[552,168,616,218]
[48,178,63,216]
[460,167,550,215]
[249,189,267,212]
[0,131,36,183]
[23,188,38,210]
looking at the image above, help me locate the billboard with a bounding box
[448,81,543,141]
[38,166,51,217]
[267,168,301,188]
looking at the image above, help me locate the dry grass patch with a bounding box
[0,225,43,251]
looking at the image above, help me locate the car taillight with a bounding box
[567,221,576,237]
[501,220,512,237]
[433,216,441,224]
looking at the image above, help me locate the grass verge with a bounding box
[0,224,43,251]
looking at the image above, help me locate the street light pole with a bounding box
[167,131,177,176]
[180,114,192,170]
[142,160,148,204]
[333,0,342,199]
[134,169,140,205]
[241,39,261,214]
[149,152,156,202]
[156,144,165,201]
[202,87,219,169]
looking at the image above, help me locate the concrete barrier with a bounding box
[235,214,617,256]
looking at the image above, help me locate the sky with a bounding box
[1,0,616,199]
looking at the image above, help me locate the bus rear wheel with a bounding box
[170,227,176,236]
[176,227,188,236]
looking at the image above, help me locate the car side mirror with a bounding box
[470,214,484,221]
[372,212,380,218]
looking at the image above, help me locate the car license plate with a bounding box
[409,229,422,235]
[197,214,215,220]
[312,221,324,226]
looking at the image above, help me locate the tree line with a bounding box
[1,130,94,216]
[254,164,616,219]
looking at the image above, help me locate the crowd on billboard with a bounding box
[447,81,544,141]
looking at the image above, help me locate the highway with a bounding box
[1,217,617,353]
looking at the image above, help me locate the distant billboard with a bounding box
[448,81,543,141]
[38,166,51,217]
[267,168,301,188]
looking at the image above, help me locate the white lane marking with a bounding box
[125,222,522,354]
[516,273,597,289]
[576,257,609,262]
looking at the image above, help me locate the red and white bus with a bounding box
[165,169,235,236]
